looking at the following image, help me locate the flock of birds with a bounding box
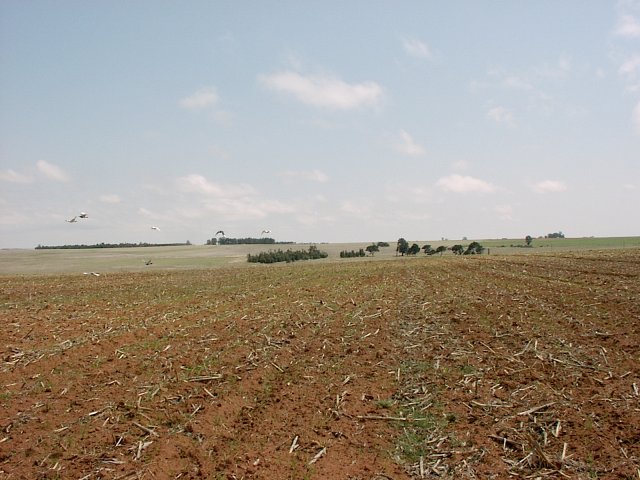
[65,212,89,223]
[66,212,272,276]
[67,214,270,236]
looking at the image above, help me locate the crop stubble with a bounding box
[1,250,638,479]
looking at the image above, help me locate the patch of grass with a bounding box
[395,414,445,464]
[459,363,475,375]
[92,355,106,368]
[376,398,395,409]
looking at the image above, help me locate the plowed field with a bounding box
[1,250,639,479]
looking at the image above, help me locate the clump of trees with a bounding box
[396,238,425,256]
[398,238,463,256]
[546,231,565,239]
[366,244,380,255]
[422,245,447,255]
[451,242,485,255]
[247,245,328,264]
[340,249,366,258]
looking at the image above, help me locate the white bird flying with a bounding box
[83,272,101,277]
[79,212,88,219]
[261,229,271,235]
[66,216,78,223]
[151,226,160,231]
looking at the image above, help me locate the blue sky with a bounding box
[1,1,639,248]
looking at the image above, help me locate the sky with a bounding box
[1,1,639,248]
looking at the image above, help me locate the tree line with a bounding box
[207,237,280,245]
[395,238,484,256]
[340,248,366,258]
[35,241,191,250]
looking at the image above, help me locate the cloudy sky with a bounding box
[1,1,639,248]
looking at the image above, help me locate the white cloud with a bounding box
[36,160,69,182]
[396,130,426,156]
[502,75,534,91]
[531,179,567,194]
[294,212,335,227]
[99,194,121,204]
[487,106,514,126]
[619,55,640,77]
[204,197,295,219]
[495,204,514,220]
[402,38,433,59]
[633,101,640,134]
[452,160,470,171]
[436,174,496,194]
[138,207,153,217]
[0,169,33,183]
[0,209,30,227]
[259,71,383,110]
[558,56,572,73]
[626,82,640,93]
[279,169,329,183]
[175,173,295,220]
[385,182,432,203]
[177,174,256,197]
[340,200,372,217]
[533,57,573,80]
[179,87,219,110]
[615,14,640,37]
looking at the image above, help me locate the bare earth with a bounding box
[1,250,639,479]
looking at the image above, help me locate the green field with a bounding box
[1,236,639,275]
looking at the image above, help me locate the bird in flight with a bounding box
[216,230,225,236]
[144,260,153,265]
[151,226,160,231]
[66,216,78,223]
[79,212,88,219]
[83,272,101,277]
[261,229,271,235]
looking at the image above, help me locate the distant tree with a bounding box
[525,235,533,246]
[546,231,565,239]
[451,244,464,255]
[422,244,433,255]
[408,243,421,255]
[365,244,379,256]
[435,245,447,255]
[396,238,409,256]
[377,241,390,247]
[464,241,484,255]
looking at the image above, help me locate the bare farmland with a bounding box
[1,249,638,479]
